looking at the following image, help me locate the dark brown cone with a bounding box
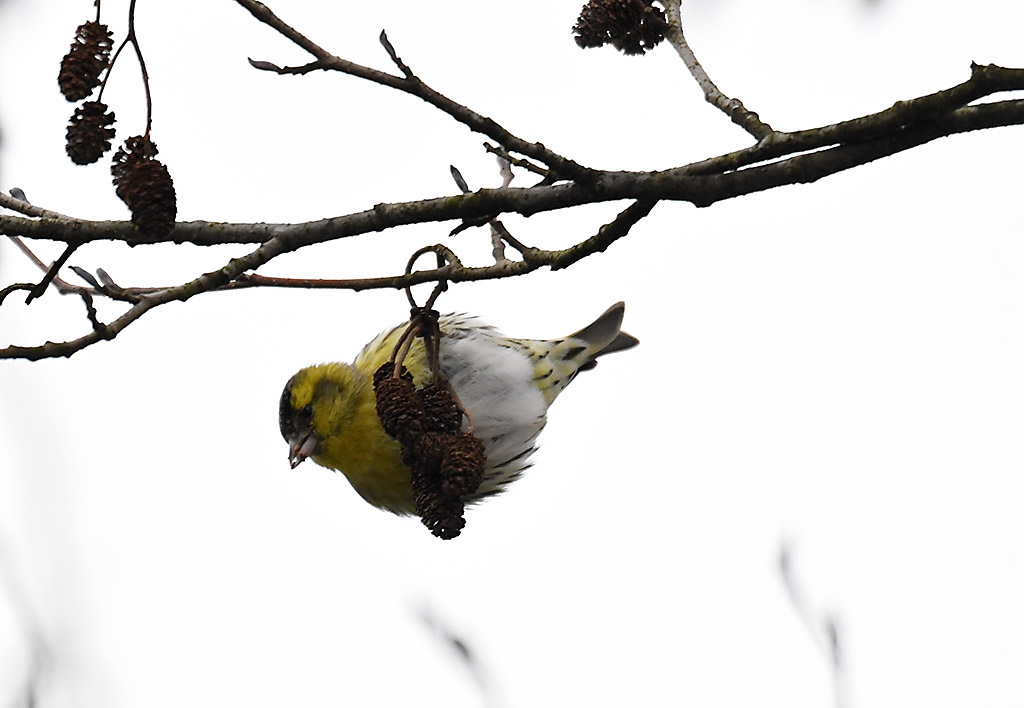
[66,101,116,165]
[58,21,113,101]
[411,435,466,539]
[111,136,177,239]
[573,0,666,55]
[440,432,486,500]
[372,364,424,441]
[412,465,467,540]
[418,383,463,433]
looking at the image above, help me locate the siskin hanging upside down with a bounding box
[279,302,638,518]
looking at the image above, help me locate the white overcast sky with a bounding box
[2,1,1024,707]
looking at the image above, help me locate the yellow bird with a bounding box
[279,302,638,515]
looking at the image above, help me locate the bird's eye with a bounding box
[300,404,313,419]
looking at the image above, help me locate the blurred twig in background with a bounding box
[0,530,50,708]
[417,605,506,708]
[780,541,847,708]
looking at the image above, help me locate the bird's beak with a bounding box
[288,432,319,469]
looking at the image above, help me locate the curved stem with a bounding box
[126,0,154,136]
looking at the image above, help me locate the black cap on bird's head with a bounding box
[279,373,320,468]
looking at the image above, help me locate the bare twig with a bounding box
[99,0,155,134]
[483,143,552,180]
[0,188,71,220]
[379,30,414,80]
[237,0,599,184]
[662,0,773,140]
[549,198,657,270]
[487,221,532,260]
[0,530,52,708]
[780,541,847,708]
[496,155,513,189]
[0,283,34,305]
[488,225,508,264]
[25,244,78,303]
[449,163,519,264]
[490,157,515,262]
[417,605,505,708]
[5,237,119,334]
[8,236,147,306]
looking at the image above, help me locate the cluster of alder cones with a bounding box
[58,19,176,239]
[52,0,659,240]
[373,363,486,540]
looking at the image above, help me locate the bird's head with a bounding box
[279,364,358,469]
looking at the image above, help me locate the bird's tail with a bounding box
[518,301,639,404]
[570,301,639,367]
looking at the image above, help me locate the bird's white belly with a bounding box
[440,334,547,495]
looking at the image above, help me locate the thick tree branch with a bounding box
[5,66,1019,244]
[3,94,1022,359]
[685,63,1024,175]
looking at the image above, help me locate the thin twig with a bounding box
[496,155,513,188]
[405,243,457,309]
[490,156,514,262]
[237,0,598,184]
[0,189,71,220]
[417,605,505,708]
[483,143,551,180]
[488,224,507,264]
[126,0,154,135]
[379,30,414,80]
[0,529,52,708]
[7,235,148,304]
[0,283,34,305]
[9,237,88,296]
[779,542,847,708]
[548,199,657,270]
[662,0,773,140]
[487,221,533,261]
[449,164,517,264]
[25,244,78,303]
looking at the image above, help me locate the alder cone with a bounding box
[58,21,113,101]
[66,101,116,165]
[111,136,177,239]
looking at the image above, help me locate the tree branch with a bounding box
[3,0,1023,360]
